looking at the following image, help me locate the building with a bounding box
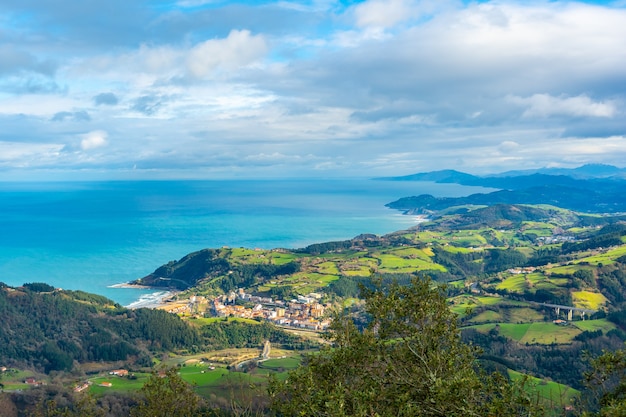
[109,369,129,377]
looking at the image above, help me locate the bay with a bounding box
[0,179,494,306]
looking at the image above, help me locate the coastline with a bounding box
[110,283,178,309]
[124,290,178,309]
[108,282,155,290]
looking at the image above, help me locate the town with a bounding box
[159,288,331,331]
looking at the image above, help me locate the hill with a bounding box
[0,285,199,372]
[380,164,626,214]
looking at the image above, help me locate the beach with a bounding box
[123,289,178,309]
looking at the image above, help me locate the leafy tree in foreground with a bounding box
[583,349,626,416]
[269,276,544,416]
[131,368,201,417]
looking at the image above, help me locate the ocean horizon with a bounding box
[0,178,494,306]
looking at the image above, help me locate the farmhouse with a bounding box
[109,369,128,377]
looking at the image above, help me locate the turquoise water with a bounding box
[0,179,492,306]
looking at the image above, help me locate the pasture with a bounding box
[496,275,528,292]
[519,322,580,344]
[465,322,580,344]
[88,373,151,395]
[467,310,504,324]
[374,253,444,273]
[573,319,617,333]
[572,291,608,310]
[508,370,579,407]
[448,295,504,316]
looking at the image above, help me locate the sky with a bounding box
[0,0,625,180]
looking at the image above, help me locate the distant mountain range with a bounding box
[377,164,626,186]
[379,164,626,214]
[492,163,626,179]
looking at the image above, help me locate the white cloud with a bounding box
[1,1,626,178]
[354,0,415,28]
[498,141,520,153]
[509,94,617,118]
[73,30,267,85]
[80,130,108,150]
[187,30,267,78]
[0,141,64,167]
[353,0,448,29]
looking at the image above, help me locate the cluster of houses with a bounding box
[507,267,537,274]
[211,289,331,331]
[159,295,209,314]
[536,235,577,245]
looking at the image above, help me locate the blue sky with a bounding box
[0,0,624,179]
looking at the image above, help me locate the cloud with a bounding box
[93,92,119,106]
[187,30,268,78]
[498,141,520,153]
[74,30,268,84]
[1,1,625,178]
[51,111,91,122]
[509,94,618,118]
[354,0,416,28]
[353,0,446,29]
[80,131,108,151]
[0,75,64,95]
[0,45,57,76]
[131,95,164,116]
[0,141,64,167]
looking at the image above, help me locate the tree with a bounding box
[583,349,626,416]
[269,276,543,416]
[33,392,105,417]
[130,368,201,417]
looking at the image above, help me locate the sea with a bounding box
[0,179,494,307]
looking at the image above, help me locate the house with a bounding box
[109,369,129,377]
[74,383,90,392]
[99,382,113,387]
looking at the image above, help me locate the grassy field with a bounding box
[508,370,579,408]
[519,322,581,344]
[573,318,617,333]
[496,275,528,292]
[449,295,504,316]
[374,253,444,273]
[89,373,151,395]
[85,349,304,401]
[507,307,545,323]
[572,291,608,310]
[342,264,373,276]
[547,264,581,275]
[498,323,532,341]
[259,356,302,371]
[465,323,530,341]
[179,366,231,386]
[467,310,504,324]
[0,369,37,391]
[465,322,580,344]
[444,231,488,247]
[575,245,626,266]
[316,261,340,275]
